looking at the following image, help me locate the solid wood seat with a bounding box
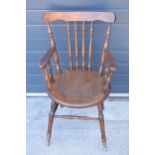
[49,70,110,108]
[39,12,117,150]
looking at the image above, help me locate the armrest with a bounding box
[103,50,117,91]
[39,47,55,69]
[104,50,117,72]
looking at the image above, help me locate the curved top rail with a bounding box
[43,12,116,23]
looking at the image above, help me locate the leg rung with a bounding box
[55,115,98,120]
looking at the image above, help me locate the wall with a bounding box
[26,0,129,93]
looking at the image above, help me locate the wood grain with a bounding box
[55,115,98,120]
[43,12,116,23]
[50,70,110,108]
[88,22,93,71]
[82,22,86,69]
[47,102,58,145]
[47,23,61,73]
[66,22,73,70]
[99,24,111,76]
[97,102,107,149]
[39,12,117,148]
[39,47,55,69]
[74,22,79,69]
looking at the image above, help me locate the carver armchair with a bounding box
[39,12,117,150]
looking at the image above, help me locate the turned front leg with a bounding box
[47,102,58,146]
[97,102,107,150]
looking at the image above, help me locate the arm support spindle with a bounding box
[99,24,117,90]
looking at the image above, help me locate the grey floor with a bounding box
[26,97,128,155]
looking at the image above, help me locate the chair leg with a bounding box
[97,102,107,151]
[47,101,58,146]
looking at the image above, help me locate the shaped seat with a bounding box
[49,70,110,108]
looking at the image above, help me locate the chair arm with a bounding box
[39,47,55,69]
[103,50,117,91]
[104,50,117,72]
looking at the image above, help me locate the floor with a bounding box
[26,97,129,155]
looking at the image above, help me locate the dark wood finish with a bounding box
[39,47,55,69]
[55,115,98,120]
[43,12,116,23]
[47,102,58,145]
[50,70,107,108]
[74,22,79,69]
[97,102,107,150]
[88,22,93,71]
[39,12,117,150]
[47,23,61,73]
[99,24,111,76]
[82,21,86,69]
[66,22,73,70]
[43,62,54,90]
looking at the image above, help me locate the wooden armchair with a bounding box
[39,12,117,150]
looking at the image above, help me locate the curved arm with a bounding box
[39,47,55,69]
[43,62,54,91]
[39,47,56,91]
[103,50,117,91]
[104,50,117,72]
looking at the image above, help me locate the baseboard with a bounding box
[26,93,129,97]
[26,93,47,97]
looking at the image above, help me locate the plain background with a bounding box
[0,0,155,155]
